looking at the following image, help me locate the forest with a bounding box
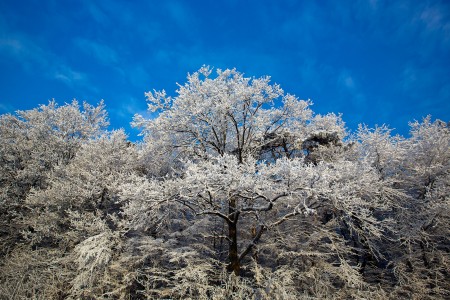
[0,67,449,299]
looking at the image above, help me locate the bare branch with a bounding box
[196,210,233,224]
[238,225,267,262]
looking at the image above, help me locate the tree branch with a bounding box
[197,210,233,224]
[270,206,302,227]
[241,192,287,212]
[238,225,267,262]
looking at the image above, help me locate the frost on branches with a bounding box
[0,68,448,299]
[133,66,345,164]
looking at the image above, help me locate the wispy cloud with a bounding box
[82,1,109,26]
[164,1,191,29]
[417,3,450,48]
[0,102,14,113]
[401,65,419,91]
[337,69,368,122]
[339,71,356,90]
[0,35,48,71]
[83,0,134,27]
[109,95,148,123]
[0,32,90,90]
[418,4,449,33]
[74,38,118,65]
[53,65,92,90]
[128,65,151,89]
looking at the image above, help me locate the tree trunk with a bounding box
[227,197,240,275]
[227,221,240,275]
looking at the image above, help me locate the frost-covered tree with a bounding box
[0,100,108,257]
[133,66,345,164]
[23,130,135,245]
[0,129,141,299]
[353,118,450,298]
[0,99,107,197]
[392,118,449,298]
[0,101,115,299]
[128,67,392,281]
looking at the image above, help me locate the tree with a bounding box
[0,99,108,208]
[133,66,345,164]
[0,100,108,257]
[129,67,389,278]
[351,119,450,298]
[0,100,113,299]
[391,118,449,298]
[1,129,142,299]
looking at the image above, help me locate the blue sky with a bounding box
[0,0,449,140]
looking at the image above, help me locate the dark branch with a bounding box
[197,210,233,224]
[238,225,267,262]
